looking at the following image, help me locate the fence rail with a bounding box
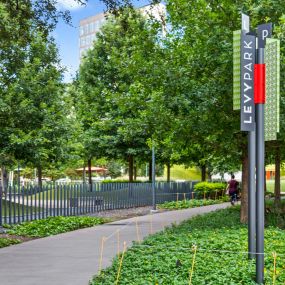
[0,181,196,225]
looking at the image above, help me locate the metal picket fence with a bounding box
[0,181,195,225]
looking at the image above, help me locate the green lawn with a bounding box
[1,200,39,216]
[266,179,285,193]
[164,165,201,181]
[91,206,285,285]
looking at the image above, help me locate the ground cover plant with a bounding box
[5,216,107,238]
[158,199,224,210]
[0,238,21,248]
[91,207,285,284]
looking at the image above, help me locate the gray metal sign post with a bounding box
[255,23,272,284]
[241,13,256,260]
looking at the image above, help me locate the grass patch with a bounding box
[164,165,201,181]
[1,200,39,216]
[158,199,224,210]
[5,216,107,238]
[266,179,285,193]
[91,207,285,285]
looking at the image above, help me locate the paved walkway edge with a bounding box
[0,203,230,285]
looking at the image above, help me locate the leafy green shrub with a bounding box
[6,216,107,238]
[91,207,285,284]
[158,199,223,210]
[0,238,21,248]
[194,182,226,199]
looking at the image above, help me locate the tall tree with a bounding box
[7,33,71,187]
[77,8,161,181]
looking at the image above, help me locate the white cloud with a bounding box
[57,0,84,10]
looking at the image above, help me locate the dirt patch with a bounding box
[85,206,166,220]
[0,233,36,243]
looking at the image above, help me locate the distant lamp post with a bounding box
[151,143,158,213]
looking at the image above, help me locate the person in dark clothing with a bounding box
[227,174,239,205]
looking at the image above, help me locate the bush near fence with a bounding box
[193,182,226,199]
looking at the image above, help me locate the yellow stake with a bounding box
[98,236,106,274]
[115,241,127,285]
[272,251,277,285]
[189,245,197,285]
[135,218,140,242]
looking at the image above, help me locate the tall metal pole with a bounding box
[248,129,256,259]
[255,48,265,284]
[152,146,156,210]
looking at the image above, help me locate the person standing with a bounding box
[227,174,239,205]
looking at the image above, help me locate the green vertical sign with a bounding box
[265,38,280,141]
[233,30,241,110]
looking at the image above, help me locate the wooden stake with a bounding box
[183,193,186,203]
[272,252,277,285]
[191,192,194,200]
[98,236,106,273]
[189,245,197,285]
[115,241,127,285]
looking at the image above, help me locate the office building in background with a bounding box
[79,3,166,59]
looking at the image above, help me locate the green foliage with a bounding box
[91,207,285,284]
[0,238,21,248]
[106,160,122,178]
[194,182,226,198]
[158,199,223,210]
[6,216,107,238]
[164,165,201,180]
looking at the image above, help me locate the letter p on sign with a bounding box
[257,23,272,48]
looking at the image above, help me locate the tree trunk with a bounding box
[83,164,86,184]
[1,166,8,195]
[201,165,206,181]
[240,148,249,223]
[274,146,281,205]
[167,162,171,182]
[148,160,152,182]
[133,161,137,181]
[37,165,42,190]
[128,155,134,182]
[88,158,92,191]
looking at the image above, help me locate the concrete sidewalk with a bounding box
[0,203,230,285]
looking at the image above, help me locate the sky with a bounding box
[54,0,149,82]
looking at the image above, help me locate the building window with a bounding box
[83,25,88,35]
[80,26,84,36]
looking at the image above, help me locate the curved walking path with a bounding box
[0,203,230,285]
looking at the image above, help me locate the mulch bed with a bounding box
[0,233,36,242]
